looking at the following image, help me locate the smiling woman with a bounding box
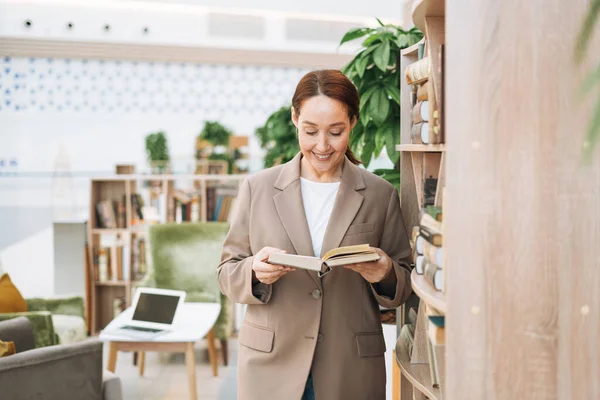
[217,69,413,400]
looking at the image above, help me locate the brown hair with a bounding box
[291,69,362,165]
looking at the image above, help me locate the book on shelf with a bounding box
[410,121,429,144]
[405,57,430,85]
[428,320,445,345]
[423,259,443,291]
[411,100,429,124]
[415,254,425,274]
[267,244,380,274]
[96,201,117,229]
[423,176,438,207]
[417,81,429,102]
[422,239,444,269]
[420,213,442,246]
[400,324,415,358]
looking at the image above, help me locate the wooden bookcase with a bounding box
[394,0,446,399]
[87,174,246,335]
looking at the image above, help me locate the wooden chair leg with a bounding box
[133,351,138,366]
[220,339,228,366]
[139,351,146,376]
[207,328,218,377]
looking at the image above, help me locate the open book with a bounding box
[267,244,380,276]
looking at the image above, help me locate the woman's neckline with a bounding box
[300,177,341,185]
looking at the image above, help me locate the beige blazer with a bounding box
[218,153,412,400]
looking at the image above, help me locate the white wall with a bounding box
[143,0,405,19]
[0,227,54,297]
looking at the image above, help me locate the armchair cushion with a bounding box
[27,295,86,319]
[0,273,28,313]
[52,314,87,345]
[0,311,56,348]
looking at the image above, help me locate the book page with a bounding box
[322,244,371,261]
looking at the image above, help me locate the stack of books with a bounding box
[404,41,442,144]
[411,205,444,292]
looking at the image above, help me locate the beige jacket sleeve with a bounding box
[217,178,272,305]
[370,188,413,308]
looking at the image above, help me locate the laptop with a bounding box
[102,287,186,340]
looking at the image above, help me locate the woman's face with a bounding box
[292,95,356,177]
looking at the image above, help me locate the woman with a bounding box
[218,70,412,400]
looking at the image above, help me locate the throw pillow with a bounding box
[0,273,28,313]
[0,340,16,357]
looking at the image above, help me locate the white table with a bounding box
[99,302,221,400]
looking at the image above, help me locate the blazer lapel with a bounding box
[273,153,321,287]
[320,158,366,258]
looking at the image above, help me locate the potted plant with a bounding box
[145,131,170,173]
[198,121,233,157]
[255,106,300,168]
[340,19,423,188]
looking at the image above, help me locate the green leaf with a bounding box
[385,85,401,105]
[395,35,409,48]
[356,54,370,78]
[361,133,376,167]
[374,126,386,157]
[360,86,378,110]
[583,96,600,160]
[385,121,400,164]
[340,28,372,46]
[373,40,391,72]
[574,0,600,63]
[359,112,371,127]
[579,63,600,98]
[376,17,385,27]
[369,89,390,126]
[362,33,384,48]
[341,62,353,76]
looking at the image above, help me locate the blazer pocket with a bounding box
[355,332,386,357]
[239,322,275,353]
[346,222,374,236]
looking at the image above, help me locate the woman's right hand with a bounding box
[252,246,295,285]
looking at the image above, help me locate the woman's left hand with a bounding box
[343,247,394,283]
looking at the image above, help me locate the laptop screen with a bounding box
[132,292,180,325]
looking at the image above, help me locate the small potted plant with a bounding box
[197,121,233,157]
[145,131,170,173]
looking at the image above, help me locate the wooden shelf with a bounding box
[401,38,425,56]
[94,281,129,287]
[412,0,445,33]
[411,269,446,313]
[91,228,129,235]
[396,144,446,152]
[395,338,441,400]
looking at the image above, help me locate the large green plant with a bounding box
[145,131,170,170]
[575,0,600,158]
[199,121,233,147]
[256,106,299,168]
[340,19,422,185]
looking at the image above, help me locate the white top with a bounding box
[300,177,341,257]
[98,302,221,343]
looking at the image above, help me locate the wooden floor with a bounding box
[103,338,238,400]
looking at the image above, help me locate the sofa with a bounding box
[0,316,122,400]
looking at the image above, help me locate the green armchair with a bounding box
[144,222,233,365]
[0,296,87,348]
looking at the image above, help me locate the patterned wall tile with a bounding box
[0,56,310,115]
